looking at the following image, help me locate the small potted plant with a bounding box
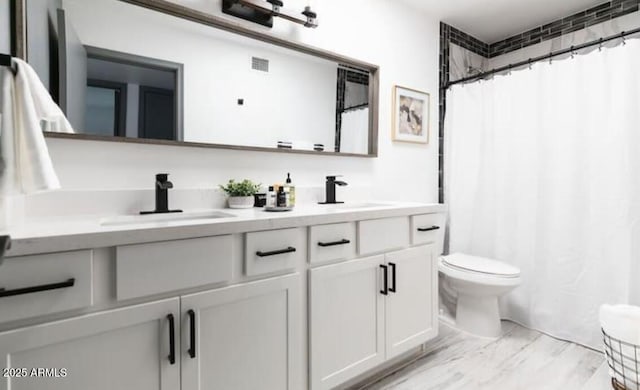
[219,179,261,209]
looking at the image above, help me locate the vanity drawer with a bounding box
[411,214,445,252]
[245,228,304,276]
[309,222,356,265]
[0,250,93,324]
[358,217,410,256]
[116,235,233,300]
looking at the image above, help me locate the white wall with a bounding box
[39,0,440,205]
[0,1,9,54]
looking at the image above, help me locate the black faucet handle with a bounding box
[156,173,170,182]
[326,175,343,181]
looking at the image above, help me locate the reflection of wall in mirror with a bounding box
[0,1,10,54]
[26,0,62,96]
[61,0,340,151]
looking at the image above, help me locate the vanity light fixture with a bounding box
[222,0,318,29]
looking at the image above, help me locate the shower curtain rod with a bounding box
[445,27,640,88]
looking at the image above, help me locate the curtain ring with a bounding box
[549,55,553,65]
[570,46,575,59]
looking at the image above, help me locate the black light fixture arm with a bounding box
[223,0,318,29]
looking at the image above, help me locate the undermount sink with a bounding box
[321,202,388,210]
[100,211,236,226]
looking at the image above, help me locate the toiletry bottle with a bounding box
[286,173,296,207]
[277,187,287,207]
[267,186,276,207]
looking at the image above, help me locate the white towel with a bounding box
[0,58,71,196]
[599,304,640,385]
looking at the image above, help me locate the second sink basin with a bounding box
[100,210,236,226]
[321,202,388,211]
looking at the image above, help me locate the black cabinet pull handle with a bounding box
[389,262,397,293]
[256,247,296,257]
[417,226,440,232]
[188,309,196,359]
[167,314,176,365]
[318,239,350,247]
[0,278,75,298]
[380,264,388,295]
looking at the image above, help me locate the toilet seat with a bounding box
[439,253,522,338]
[441,253,520,278]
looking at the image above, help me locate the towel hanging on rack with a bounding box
[0,58,71,196]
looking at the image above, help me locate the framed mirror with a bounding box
[14,0,379,157]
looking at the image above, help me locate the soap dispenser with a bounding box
[285,173,296,207]
[277,187,287,207]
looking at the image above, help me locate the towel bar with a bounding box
[0,53,17,75]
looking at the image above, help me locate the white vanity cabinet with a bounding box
[180,273,302,390]
[1,205,445,390]
[309,255,386,390]
[385,245,438,358]
[309,244,438,390]
[0,298,180,390]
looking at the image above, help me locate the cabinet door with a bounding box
[309,255,386,390]
[181,273,302,390]
[385,245,438,359]
[0,298,180,390]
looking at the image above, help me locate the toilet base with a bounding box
[456,294,502,338]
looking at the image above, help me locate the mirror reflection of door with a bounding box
[57,8,87,131]
[85,80,127,137]
[83,47,180,141]
[138,86,176,141]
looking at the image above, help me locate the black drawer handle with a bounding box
[389,262,397,293]
[188,309,196,359]
[417,226,440,232]
[318,239,350,247]
[0,235,10,266]
[256,247,296,257]
[380,264,388,295]
[167,314,176,365]
[0,278,75,298]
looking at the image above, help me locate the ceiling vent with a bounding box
[251,57,269,72]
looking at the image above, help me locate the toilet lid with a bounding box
[442,253,520,277]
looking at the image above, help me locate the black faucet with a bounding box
[0,235,10,266]
[140,173,183,214]
[319,175,348,204]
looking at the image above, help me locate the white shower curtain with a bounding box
[340,108,369,154]
[446,39,640,349]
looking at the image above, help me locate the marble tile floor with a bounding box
[359,321,607,390]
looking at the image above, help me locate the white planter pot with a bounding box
[227,196,254,209]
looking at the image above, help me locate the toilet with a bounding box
[439,253,521,338]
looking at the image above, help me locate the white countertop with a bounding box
[3,202,446,257]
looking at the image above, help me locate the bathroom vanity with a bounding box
[0,203,445,390]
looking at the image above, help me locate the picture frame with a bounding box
[392,85,430,144]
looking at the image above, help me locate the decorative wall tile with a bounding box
[489,0,640,57]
